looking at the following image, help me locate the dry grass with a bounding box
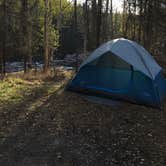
[5,68,73,82]
[0,69,73,106]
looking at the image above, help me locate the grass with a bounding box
[0,69,72,140]
[0,69,73,106]
[0,77,40,105]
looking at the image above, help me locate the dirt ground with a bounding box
[0,72,166,166]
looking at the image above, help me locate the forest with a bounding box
[0,0,166,74]
[0,0,166,166]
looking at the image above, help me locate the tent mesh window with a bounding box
[87,51,133,90]
[89,58,100,66]
[96,51,131,70]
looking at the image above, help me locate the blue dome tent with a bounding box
[68,38,166,108]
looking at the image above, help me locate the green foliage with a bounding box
[51,0,74,24]
[0,0,74,62]
[0,77,37,104]
[49,26,60,48]
[0,0,165,63]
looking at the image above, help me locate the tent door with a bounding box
[95,52,133,93]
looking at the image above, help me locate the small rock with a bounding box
[86,128,90,132]
[56,152,62,159]
[147,133,152,137]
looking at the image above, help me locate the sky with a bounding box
[112,0,123,12]
[76,0,123,12]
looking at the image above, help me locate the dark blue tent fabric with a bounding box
[68,39,166,107]
[68,68,166,107]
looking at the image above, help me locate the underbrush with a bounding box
[5,68,73,82]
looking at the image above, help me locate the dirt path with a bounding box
[0,79,166,166]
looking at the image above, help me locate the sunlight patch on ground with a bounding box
[0,69,73,107]
[27,83,64,112]
[0,77,41,105]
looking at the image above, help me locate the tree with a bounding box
[83,0,89,53]
[110,0,113,39]
[138,0,143,42]
[96,0,102,47]
[0,0,165,74]
[43,0,60,73]
[74,0,77,29]
[0,0,7,75]
[101,0,109,41]
[57,0,62,31]
[44,0,49,73]
[20,0,32,73]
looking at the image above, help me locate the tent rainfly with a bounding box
[67,38,166,108]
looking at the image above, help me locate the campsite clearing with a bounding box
[0,70,166,166]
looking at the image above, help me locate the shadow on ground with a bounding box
[0,80,166,166]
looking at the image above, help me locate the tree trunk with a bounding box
[122,0,127,37]
[83,0,89,53]
[57,0,62,31]
[57,0,62,57]
[114,9,118,37]
[44,0,49,73]
[74,0,77,29]
[1,0,7,76]
[144,0,153,49]
[153,0,159,47]
[110,0,113,39]
[21,0,32,73]
[132,0,136,40]
[138,0,143,42]
[104,0,109,41]
[143,0,148,47]
[27,5,32,71]
[96,0,102,47]
[92,0,97,48]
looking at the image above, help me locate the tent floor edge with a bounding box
[67,86,160,109]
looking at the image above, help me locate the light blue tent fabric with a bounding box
[68,38,166,107]
[81,38,161,79]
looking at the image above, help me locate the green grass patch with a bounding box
[0,77,41,105]
[0,69,72,108]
